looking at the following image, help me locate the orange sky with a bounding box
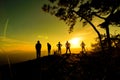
[0,0,120,54]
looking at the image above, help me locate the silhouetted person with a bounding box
[57,42,62,54]
[80,41,86,53]
[47,43,51,56]
[65,41,71,54]
[35,40,41,58]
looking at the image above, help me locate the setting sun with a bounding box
[69,37,83,48]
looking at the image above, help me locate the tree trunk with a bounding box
[85,19,104,51]
[106,25,111,50]
[105,7,115,50]
[74,11,104,51]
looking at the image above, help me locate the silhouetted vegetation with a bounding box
[42,0,120,51]
[91,33,120,52]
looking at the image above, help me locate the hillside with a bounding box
[0,52,120,80]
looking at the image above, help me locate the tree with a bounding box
[91,34,106,52]
[90,0,120,50]
[110,34,120,48]
[42,0,120,51]
[91,34,120,55]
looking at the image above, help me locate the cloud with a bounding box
[0,36,34,52]
[0,36,31,47]
[0,36,31,43]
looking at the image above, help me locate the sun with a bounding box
[69,37,82,48]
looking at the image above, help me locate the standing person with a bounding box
[80,41,86,53]
[57,42,62,54]
[35,40,42,59]
[65,41,71,54]
[47,43,51,56]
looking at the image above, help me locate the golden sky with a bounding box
[0,0,120,54]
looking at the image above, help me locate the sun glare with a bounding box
[69,37,82,48]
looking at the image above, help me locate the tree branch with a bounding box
[94,13,106,20]
[72,10,104,51]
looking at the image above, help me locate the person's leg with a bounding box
[39,50,41,57]
[37,52,39,58]
[58,49,59,54]
[66,48,68,54]
[69,48,71,54]
[36,52,38,58]
[60,49,61,54]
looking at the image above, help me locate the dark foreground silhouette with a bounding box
[0,50,120,80]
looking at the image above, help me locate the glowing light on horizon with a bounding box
[69,37,83,48]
